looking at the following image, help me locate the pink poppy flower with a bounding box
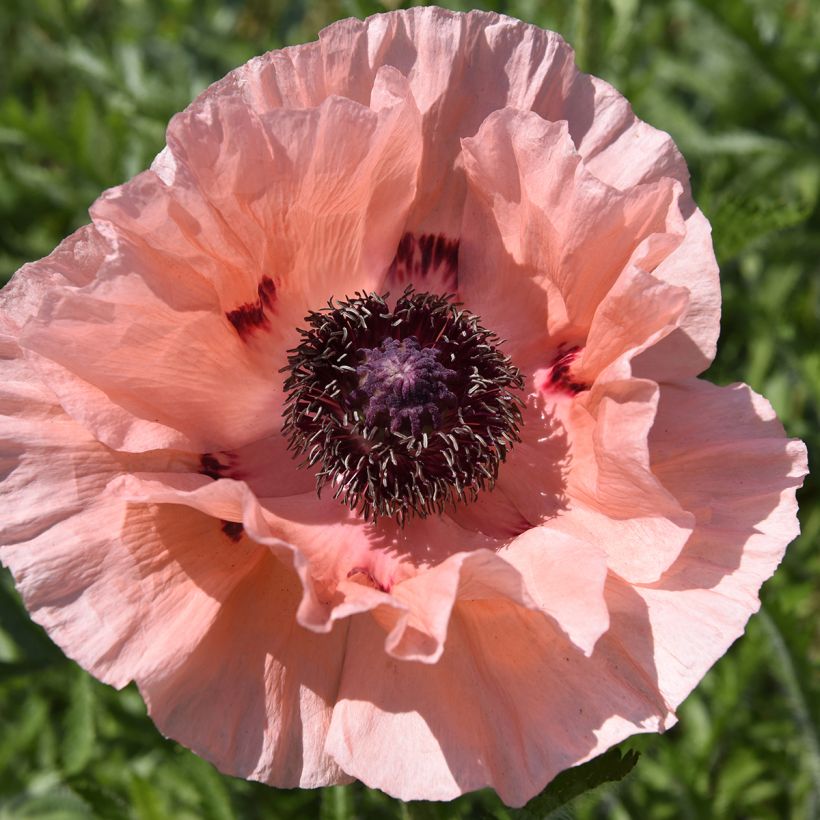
[0,7,808,807]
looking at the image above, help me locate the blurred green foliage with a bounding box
[0,0,818,818]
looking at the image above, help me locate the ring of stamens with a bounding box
[282,288,523,524]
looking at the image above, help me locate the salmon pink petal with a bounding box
[573,268,690,384]
[503,378,696,584]
[565,75,720,376]
[502,528,609,655]
[1,495,264,689]
[561,73,720,375]
[20,274,281,452]
[650,381,807,531]
[631,207,721,380]
[234,7,719,370]
[0,225,104,326]
[487,396,571,527]
[0,229,196,453]
[377,549,532,662]
[111,472,548,663]
[459,109,686,365]
[143,549,351,789]
[107,474,345,634]
[565,379,695,582]
[0,329,189,547]
[18,82,422,454]
[153,67,422,318]
[325,596,668,806]
[201,433,316,499]
[312,9,688,237]
[610,380,807,709]
[381,522,609,661]
[301,9,578,236]
[0,326,255,689]
[113,465,608,662]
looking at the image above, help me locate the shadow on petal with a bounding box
[326,583,666,807]
[142,547,351,789]
[649,380,807,591]
[489,396,572,528]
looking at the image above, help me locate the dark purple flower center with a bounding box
[356,337,457,436]
[282,289,523,524]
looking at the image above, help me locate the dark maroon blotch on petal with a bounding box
[387,232,459,291]
[546,346,590,396]
[200,453,229,479]
[226,276,277,340]
[220,520,244,542]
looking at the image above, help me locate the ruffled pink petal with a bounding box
[488,395,571,526]
[113,473,478,659]
[0,339,265,690]
[153,66,422,319]
[565,76,720,376]
[507,372,695,585]
[0,341,348,788]
[0,330,188,545]
[311,9,686,235]
[363,509,596,662]
[201,433,316,499]
[375,548,534,662]
[573,268,690,384]
[631,208,721,380]
[1,496,263,689]
[568,79,685,188]
[611,379,807,709]
[13,75,422,454]
[563,379,695,582]
[501,527,609,655]
[111,473,401,633]
[378,516,609,661]
[0,225,104,328]
[253,8,579,237]
[0,230,188,454]
[215,8,717,370]
[459,109,685,368]
[325,593,669,806]
[142,548,351,789]
[377,9,718,371]
[112,469,608,664]
[20,272,282,452]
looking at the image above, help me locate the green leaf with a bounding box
[67,778,131,820]
[0,788,93,820]
[62,669,96,776]
[0,693,49,774]
[705,176,815,263]
[176,753,235,820]
[0,574,64,664]
[128,774,166,820]
[511,748,640,819]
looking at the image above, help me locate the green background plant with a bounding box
[0,1,817,818]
